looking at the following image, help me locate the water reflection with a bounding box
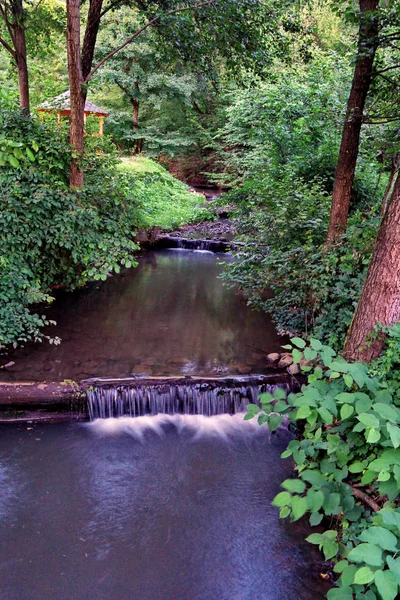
[1,250,283,382]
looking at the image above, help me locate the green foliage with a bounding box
[0,105,142,346]
[221,173,379,349]
[116,157,208,229]
[246,336,400,599]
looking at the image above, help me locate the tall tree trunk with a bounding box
[132,81,143,154]
[326,0,379,243]
[11,0,30,112]
[343,174,400,362]
[81,0,103,82]
[66,0,85,188]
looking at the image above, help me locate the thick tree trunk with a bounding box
[14,25,29,112]
[344,174,400,362]
[326,0,379,243]
[66,0,85,188]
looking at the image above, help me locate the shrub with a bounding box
[246,336,400,600]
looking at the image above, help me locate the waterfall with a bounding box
[86,377,291,420]
[151,235,231,253]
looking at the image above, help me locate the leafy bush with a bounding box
[221,173,379,350]
[0,107,141,346]
[246,336,400,600]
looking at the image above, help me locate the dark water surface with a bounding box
[0,418,328,600]
[2,250,283,382]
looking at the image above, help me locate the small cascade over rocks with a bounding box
[85,375,292,420]
[152,235,231,253]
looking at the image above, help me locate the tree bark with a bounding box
[343,174,400,362]
[14,24,29,112]
[326,0,380,243]
[6,0,30,112]
[81,0,104,82]
[66,0,85,188]
[381,153,399,217]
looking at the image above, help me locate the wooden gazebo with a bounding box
[37,90,109,136]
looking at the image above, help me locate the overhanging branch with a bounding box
[84,0,216,83]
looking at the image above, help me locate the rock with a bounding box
[2,361,15,369]
[287,363,300,375]
[266,353,280,363]
[278,354,293,368]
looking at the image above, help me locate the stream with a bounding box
[0,249,329,599]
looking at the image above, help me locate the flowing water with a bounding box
[0,249,329,598]
[1,250,283,383]
[0,419,328,600]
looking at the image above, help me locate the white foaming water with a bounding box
[87,412,271,442]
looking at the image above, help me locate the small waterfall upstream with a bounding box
[86,376,291,420]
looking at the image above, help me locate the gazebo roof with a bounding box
[37,90,109,117]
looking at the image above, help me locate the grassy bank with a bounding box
[117,156,209,230]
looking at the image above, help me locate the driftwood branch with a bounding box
[84,0,215,82]
[352,486,381,513]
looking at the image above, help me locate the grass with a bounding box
[117,156,209,230]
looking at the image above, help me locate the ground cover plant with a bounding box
[246,334,400,600]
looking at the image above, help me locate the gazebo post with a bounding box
[98,117,104,136]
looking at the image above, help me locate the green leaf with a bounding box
[26,147,35,162]
[326,587,353,599]
[309,512,323,526]
[387,423,400,449]
[8,155,19,167]
[304,347,317,361]
[273,387,287,400]
[272,491,292,507]
[317,406,333,424]
[291,337,306,349]
[333,560,349,574]
[323,539,339,560]
[339,564,357,586]
[349,461,366,473]
[358,413,380,429]
[305,533,323,545]
[358,527,398,552]
[344,374,353,388]
[260,393,274,404]
[268,414,284,431]
[301,470,327,487]
[291,495,308,521]
[347,543,383,567]
[354,566,375,585]
[367,428,381,443]
[296,405,312,419]
[374,569,398,600]
[341,404,354,420]
[373,404,399,424]
[323,493,341,515]
[309,338,322,351]
[279,506,291,519]
[387,556,400,585]
[282,479,306,494]
[292,348,303,363]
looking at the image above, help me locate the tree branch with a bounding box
[0,34,16,58]
[84,0,215,83]
[352,486,381,512]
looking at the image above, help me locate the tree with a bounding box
[66,0,283,188]
[343,172,400,362]
[326,0,380,242]
[0,0,30,111]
